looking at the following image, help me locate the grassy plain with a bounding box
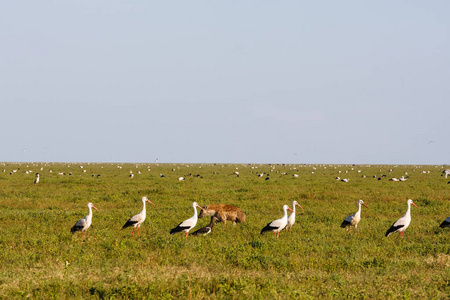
[0,162,448,299]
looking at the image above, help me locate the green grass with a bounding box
[0,163,449,299]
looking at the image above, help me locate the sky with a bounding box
[1,1,449,164]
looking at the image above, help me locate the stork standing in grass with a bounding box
[286,201,304,232]
[340,199,369,234]
[170,202,205,238]
[385,199,418,238]
[34,173,40,184]
[122,196,155,236]
[260,205,293,238]
[71,203,99,238]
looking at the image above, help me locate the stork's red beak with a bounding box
[146,199,155,205]
[412,202,418,208]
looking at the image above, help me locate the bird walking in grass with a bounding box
[170,202,205,238]
[122,196,155,236]
[192,216,219,236]
[260,205,293,238]
[385,199,418,238]
[71,203,99,238]
[286,201,304,232]
[340,199,369,234]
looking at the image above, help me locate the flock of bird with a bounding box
[4,163,448,238]
[70,197,449,239]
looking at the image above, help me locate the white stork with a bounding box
[439,217,450,228]
[286,201,304,232]
[385,199,418,238]
[122,196,155,236]
[34,173,40,184]
[70,203,99,238]
[340,199,369,234]
[170,202,205,238]
[260,205,293,238]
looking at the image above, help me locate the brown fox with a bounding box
[198,204,246,225]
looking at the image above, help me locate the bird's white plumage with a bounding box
[170,202,205,237]
[74,203,95,230]
[286,201,303,231]
[34,173,40,184]
[261,205,293,238]
[341,199,368,234]
[71,202,98,238]
[74,216,88,229]
[123,196,154,235]
[386,199,418,237]
[178,202,200,230]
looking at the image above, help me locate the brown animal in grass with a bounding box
[198,204,246,225]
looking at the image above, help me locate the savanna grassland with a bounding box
[0,162,448,299]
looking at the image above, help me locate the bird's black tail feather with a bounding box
[340,220,351,228]
[385,224,404,237]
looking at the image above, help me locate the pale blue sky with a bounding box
[1,1,449,164]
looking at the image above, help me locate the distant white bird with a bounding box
[34,173,40,184]
[341,178,349,183]
[170,202,205,238]
[340,200,369,234]
[71,203,99,238]
[439,217,450,228]
[390,178,399,182]
[260,205,294,238]
[122,196,155,236]
[286,201,304,232]
[179,177,185,182]
[385,199,418,238]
